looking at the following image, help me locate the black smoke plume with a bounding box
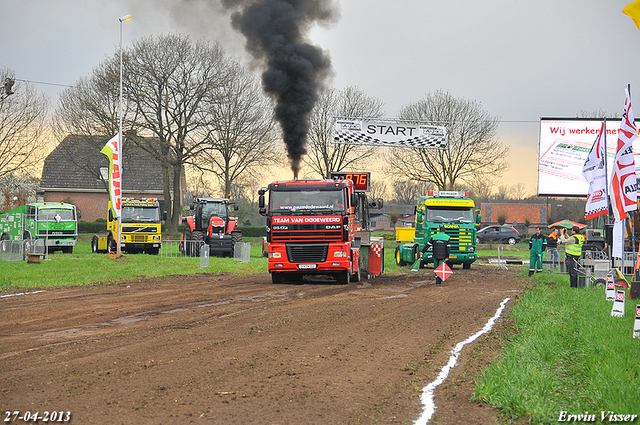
[222,0,336,178]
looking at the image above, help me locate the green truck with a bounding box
[0,202,79,254]
[395,191,480,269]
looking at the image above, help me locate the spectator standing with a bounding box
[559,226,584,288]
[529,227,547,276]
[547,228,559,266]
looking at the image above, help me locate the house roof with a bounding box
[40,135,167,193]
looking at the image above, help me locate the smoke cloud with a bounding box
[222,0,336,177]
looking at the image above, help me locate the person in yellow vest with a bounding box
[558,226,584,288]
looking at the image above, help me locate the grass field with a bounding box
[475,269,640,423]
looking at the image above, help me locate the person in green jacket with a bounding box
[528,227,547,276]
[420,226,451,286]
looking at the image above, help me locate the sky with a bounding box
[3,0,640,197]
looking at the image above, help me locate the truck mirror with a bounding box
[475,209,481,224]
[108,209,113,222]
[163,211,168,221]
[77,210,82,220]
[259,207,267,216]
[258,194,265,209]
[351,193,359,208]
[258,188,266,196]
[233,204,239,211]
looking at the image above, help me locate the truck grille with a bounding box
[286,243,328,263]
[442,229,473,251]
[122,226,157,233]
[38,229,76,236]
[272,224,342,242]
[132,235,148,243]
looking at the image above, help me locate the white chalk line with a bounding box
[414,297,511,425]
[0,290,45,299]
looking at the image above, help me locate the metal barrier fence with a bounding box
[160,240,252,264]
[160,239,203,258]
[0,239,47,262]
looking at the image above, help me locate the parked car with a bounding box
[477,225,521,245]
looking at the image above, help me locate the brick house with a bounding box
[39,135,177,222]
[480,202,550,233]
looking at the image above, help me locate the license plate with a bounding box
[298,264,317,269]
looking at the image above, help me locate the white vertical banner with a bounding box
[613,220,625,259]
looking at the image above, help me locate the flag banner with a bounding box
[610,87,638,222]
[434,262,453,282]
[333,118,447,149]
[582,121,608,220]
[623,0,640,31]
[101,134,122,219]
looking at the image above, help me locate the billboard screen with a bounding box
[538,118,640,197]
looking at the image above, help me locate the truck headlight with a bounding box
[153,236,160,241]
[269,252,282,259]
[468,246,475,252]
[333,251,348,258]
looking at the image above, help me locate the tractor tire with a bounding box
[182,228,192,256]
[191,231,205,257]
[230,230,243,258]
[395,245,406,266]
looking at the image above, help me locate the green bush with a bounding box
[237,226,267,238]
[78,220,107,234]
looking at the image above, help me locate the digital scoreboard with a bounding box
[328,172,370,192]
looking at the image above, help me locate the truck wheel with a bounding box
[337,270,351,284]
[146,247,159,255]
[351,255,361,283]
[395,246,406,266]
[271,273,282,284]
[412,244,420,265]
[463,262,471,270]
[62,247,73,254]
[1,234,9,253]
[108,235,117,253]
[91,236,99,253]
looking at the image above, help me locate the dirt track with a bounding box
[0,264,528,425]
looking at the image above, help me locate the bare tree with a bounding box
[123,34,235,232]
[389,180,434,206]
[368,180,388,201]
[195,61,278,198]
[386,90,509,190]
[304,86,384,178]
[0,68,49,177]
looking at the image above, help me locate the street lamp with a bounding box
[117,14,132,256]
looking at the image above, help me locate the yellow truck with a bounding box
[91,198,165,255]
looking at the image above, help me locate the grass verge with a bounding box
[474,275,640,423]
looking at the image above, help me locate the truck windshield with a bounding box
[426,207,474,223]
[270,190,345,215]
[37,208,75,221]
[122,206,160,222]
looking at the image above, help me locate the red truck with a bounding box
[258,173,384,284]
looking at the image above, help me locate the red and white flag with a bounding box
[101,134,122,219]
[610,87,638,222]
[434,262,453,282]
[582,121,608,220]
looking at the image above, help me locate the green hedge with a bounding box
[78,219,107,234]
[237,226,267,237]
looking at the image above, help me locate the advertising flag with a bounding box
[623,0,640,31]
[582,121,608,220]
[610,87,638,222]
[101,134,122,219]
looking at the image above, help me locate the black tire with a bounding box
[1,234,9,253]
[463,262,471,270]
[352,254,361,283]
[337,270,351,284]
[412,244,420,264]
[91,236,99,253]
[62,246,73,254]
[146,247,159,255]
[107,234,117,253]
[271,273,282,284]
[191,230,205,257]
[182,227,192,256]
[395,245,406,266]
[593,278,606,287]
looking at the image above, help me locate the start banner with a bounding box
[334,118,447,149]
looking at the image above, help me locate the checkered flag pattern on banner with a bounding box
[333,130,447,149]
